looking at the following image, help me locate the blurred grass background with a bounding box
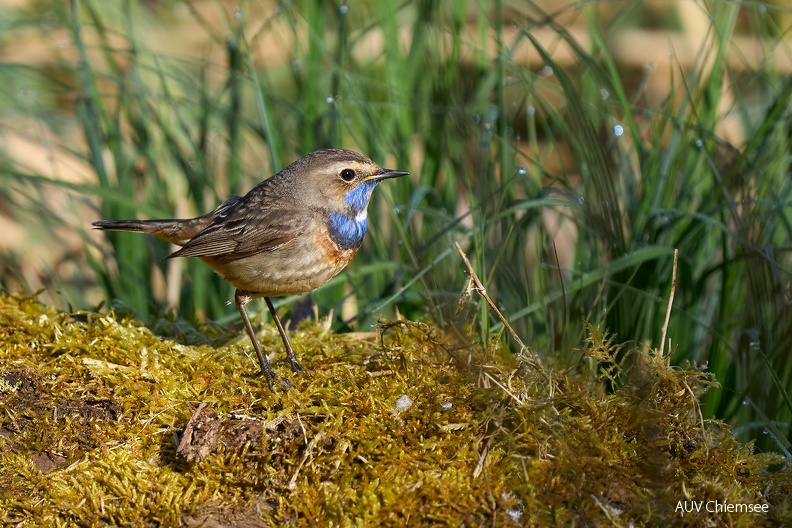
[0,0,790,455]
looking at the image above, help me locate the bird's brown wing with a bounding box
[168,186,307,261]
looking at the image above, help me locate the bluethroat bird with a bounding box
[93,148,409,390]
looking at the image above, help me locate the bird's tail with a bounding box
[91,218,210,246]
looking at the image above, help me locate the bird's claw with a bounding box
[286,357,307,374]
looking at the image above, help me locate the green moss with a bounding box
[0,293,788,526]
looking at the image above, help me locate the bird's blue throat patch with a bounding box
[327,211,368,250]
[325,180,379,250]
[344,180,378,210]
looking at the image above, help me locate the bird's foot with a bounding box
[286,356,307,374]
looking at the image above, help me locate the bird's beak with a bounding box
[367,168,410,182]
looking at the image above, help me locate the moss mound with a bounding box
[0,292,789,526]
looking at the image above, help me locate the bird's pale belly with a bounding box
[200,226,359,297]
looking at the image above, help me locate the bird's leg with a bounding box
[235,290,280,391]
[264,296,306,374]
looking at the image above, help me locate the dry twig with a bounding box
[660,249,678,361]
[454,242,547,379]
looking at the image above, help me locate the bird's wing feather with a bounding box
[169,181,308,260]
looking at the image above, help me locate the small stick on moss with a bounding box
[365,369,395,378]
[472,435,492,479]
[454,242,546,378]
[82,357,131,371]
[659,248,679,362]
[288,431,324,490]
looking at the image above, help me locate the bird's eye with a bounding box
[340,168,356,182]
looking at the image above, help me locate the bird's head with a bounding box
[287,148,408,251]
[292,148,409,214]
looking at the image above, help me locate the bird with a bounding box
[92,148,409,391]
